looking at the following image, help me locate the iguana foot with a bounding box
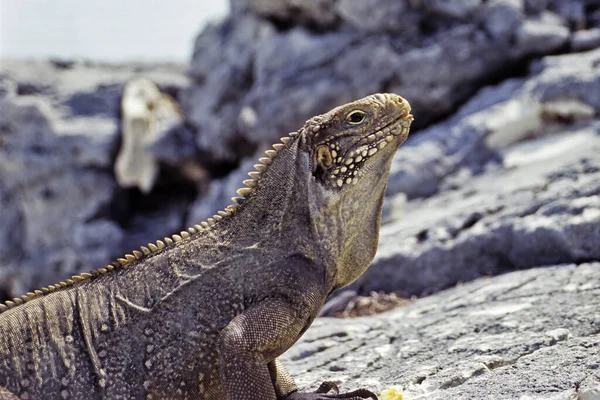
[282,381,378,400]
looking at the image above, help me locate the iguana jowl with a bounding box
[0,93,413,400]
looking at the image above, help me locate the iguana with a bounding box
[0,93,413,400]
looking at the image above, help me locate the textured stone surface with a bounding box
[386,48,600,199]
[571,28,600,52]
[182,0,596,162]
[0,60,189,296]
[284,263,600,399]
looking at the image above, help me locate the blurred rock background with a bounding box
[1,0,600,397]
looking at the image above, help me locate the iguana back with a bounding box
[0,93,413,400]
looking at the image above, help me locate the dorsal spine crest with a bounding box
[0,134,297,314]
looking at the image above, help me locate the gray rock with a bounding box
[183,15,275,161]
[186,156,258,225]
[515,12,570,56]
[146,123,198,165]
[580,388,600,400]
[364,141,600,296]
[478,0,522,42]
[548,0,586,27]
[336,0,417,33]
[423,0,483,19]
[386,48,600,200]
[525,0,548,15]
[571,28,600,52]
[284,263,600,399]
[0,60,189,298]
[183,0,590,163]
[592,9,600,30]
[245,0,338,27]
[0,183,24,281]
[0,78,16,100]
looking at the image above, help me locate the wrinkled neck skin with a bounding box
[220,133,395,294]
[303,142,395,293]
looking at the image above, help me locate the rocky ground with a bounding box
[1,0,600,398]
[286,263,600,399]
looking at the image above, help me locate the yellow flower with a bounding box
[380,385,404,400]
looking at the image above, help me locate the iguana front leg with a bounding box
[218,271,377,400]
[218,296,310,399]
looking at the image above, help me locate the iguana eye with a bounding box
[316,145,333,167]
[346,110,366,124]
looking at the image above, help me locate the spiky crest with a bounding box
[0,133,299,314]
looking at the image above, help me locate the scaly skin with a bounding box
[0,93,413,400]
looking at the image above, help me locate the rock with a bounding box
[245,0,338,27]
[515,12,570,55]
[186,156,258,225]
[0,60,189,298]
[386,48,600,200]
[145,123,199,166]
[478,0,522,42]
[548,0,586,27]
[0,183,24,294]
[592,9,600,29]
[571,28,600,52]
[284,263,600,399]
[580,388,600,400]
[183,15,275,161]
[0,78,16,100]
[115,78,184,193]
[0,92,120,289]
[369,152,600,297]
[423,0,483,19]
[525,0,548,15]
[336,0,417,33]
[183,0,593,163]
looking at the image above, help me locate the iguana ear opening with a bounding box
[313,145,332,183]
[316,145,333,168]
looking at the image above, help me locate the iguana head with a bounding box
[303,93,412,189]
[299,93,413,290]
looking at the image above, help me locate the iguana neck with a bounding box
[214,135,315,249]
[207,131,387,292]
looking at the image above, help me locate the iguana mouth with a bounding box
[353,112,413,153]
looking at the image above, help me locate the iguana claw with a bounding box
[283,382,378,400]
